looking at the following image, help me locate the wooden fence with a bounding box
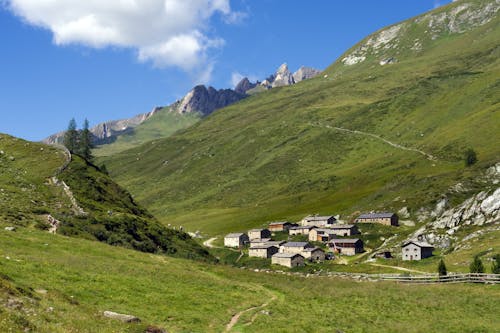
[371,273,500,284]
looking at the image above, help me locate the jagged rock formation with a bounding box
[257,63,322,89]
[271,63,295,87]
[43,107,163,145]
[234,77,257,94]
[176,85,246,115]
[292,66,322,83]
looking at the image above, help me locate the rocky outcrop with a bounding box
[271,63,294,87]
[176,85,246,115]
[43,107,163,145]
[292,66,322,83]
[103,311,140,323]
[234,77,257,94]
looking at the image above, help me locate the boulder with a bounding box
[103,311,140,323]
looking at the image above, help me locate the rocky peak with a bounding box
[292,66,322,83]
[234,77,257,94]
[271,63,294,87]
[176,85,245,116]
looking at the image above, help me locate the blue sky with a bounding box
[0,0,452,141]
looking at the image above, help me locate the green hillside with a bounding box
[93,109,201,157]
[102,0,500,235]
[1,225,499,332]
[0,133,210,260]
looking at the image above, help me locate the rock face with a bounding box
[234,77,257,94]
[292,66,322,83]
[177,85,246,115]
[271,63,295,87]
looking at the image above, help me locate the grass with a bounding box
[100,0,500,241]
[1,225,499,332]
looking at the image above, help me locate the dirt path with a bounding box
[369,263,428,274]
[203,237,218,248]
[312,122,438,161]
[225,287,278,332]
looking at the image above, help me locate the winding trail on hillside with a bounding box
[311,122,438,161]
[225,286,278,332]
[203,237,218,248]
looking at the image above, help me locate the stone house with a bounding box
[328,238,364,256]
[329,224,359,236]
[248,228,272,240]
[271,253,305,268]
[301,247,325,261]
[250,239,285,247]
[280,242,313,254]
[289,226,317,236]
[301,215,337,227]
[249,245,279,258]
[355,212,399,226]
[268,221,294,232]
[224,233,249,248]
[401,241,434,261]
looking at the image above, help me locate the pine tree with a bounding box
[79,118,94,162]
[469,255,484,273]
[438,258,447,276]
[63,118,79,153]
[492,254,500,274]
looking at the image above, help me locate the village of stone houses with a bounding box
[223,212,434,269]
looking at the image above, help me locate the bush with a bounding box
[491,254,500,274]
[469,255,484,273]
[438,258,447,276]
[464,148,477,166]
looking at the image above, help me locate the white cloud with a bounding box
[4,0,241,81]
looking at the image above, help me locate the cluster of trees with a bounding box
[437,254,500,275]
[63,118,93,161]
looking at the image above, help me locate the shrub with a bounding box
[469,255,484,273]
[464,148,477,166]
[491,254,500,274]
[438,258,447,276]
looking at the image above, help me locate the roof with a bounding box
[272,253,304,259]
[269,221,291,226]
[302,247,325,253]
[250,238,272,243]
[330,238,361,244]
[303,215,335,221]
[289,226,316,230]
[331,224,356,229]
[282,242,310,248]
[225,233,246,238]
[357,212,395,219]
[250,244,279,250]
[402,240,434,248]
[248,228,269,233]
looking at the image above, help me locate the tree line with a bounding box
[63,118,94,161]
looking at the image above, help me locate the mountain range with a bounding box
[42,64,321,151]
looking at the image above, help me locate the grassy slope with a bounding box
[0,226,498,333]
[93,109,201,158]
[102,0,500,236]
[0,133,210,261]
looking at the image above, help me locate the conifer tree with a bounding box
[438,258,447,276]
[79,118,94,161]
[63,118,79,153]
[469,255,484,273]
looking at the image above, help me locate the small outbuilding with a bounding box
[289,226,317,236]
[301,247,326,262]
[402,241,434,261]
[249,245,280,258]
[224,233,249,248]
[301,215,337,227]
[328,238,364,256]
[355,212,398,226]
[280,242,313,254]
[248,228,272,240]
[271,253,305,268]
[268,221,293,232]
